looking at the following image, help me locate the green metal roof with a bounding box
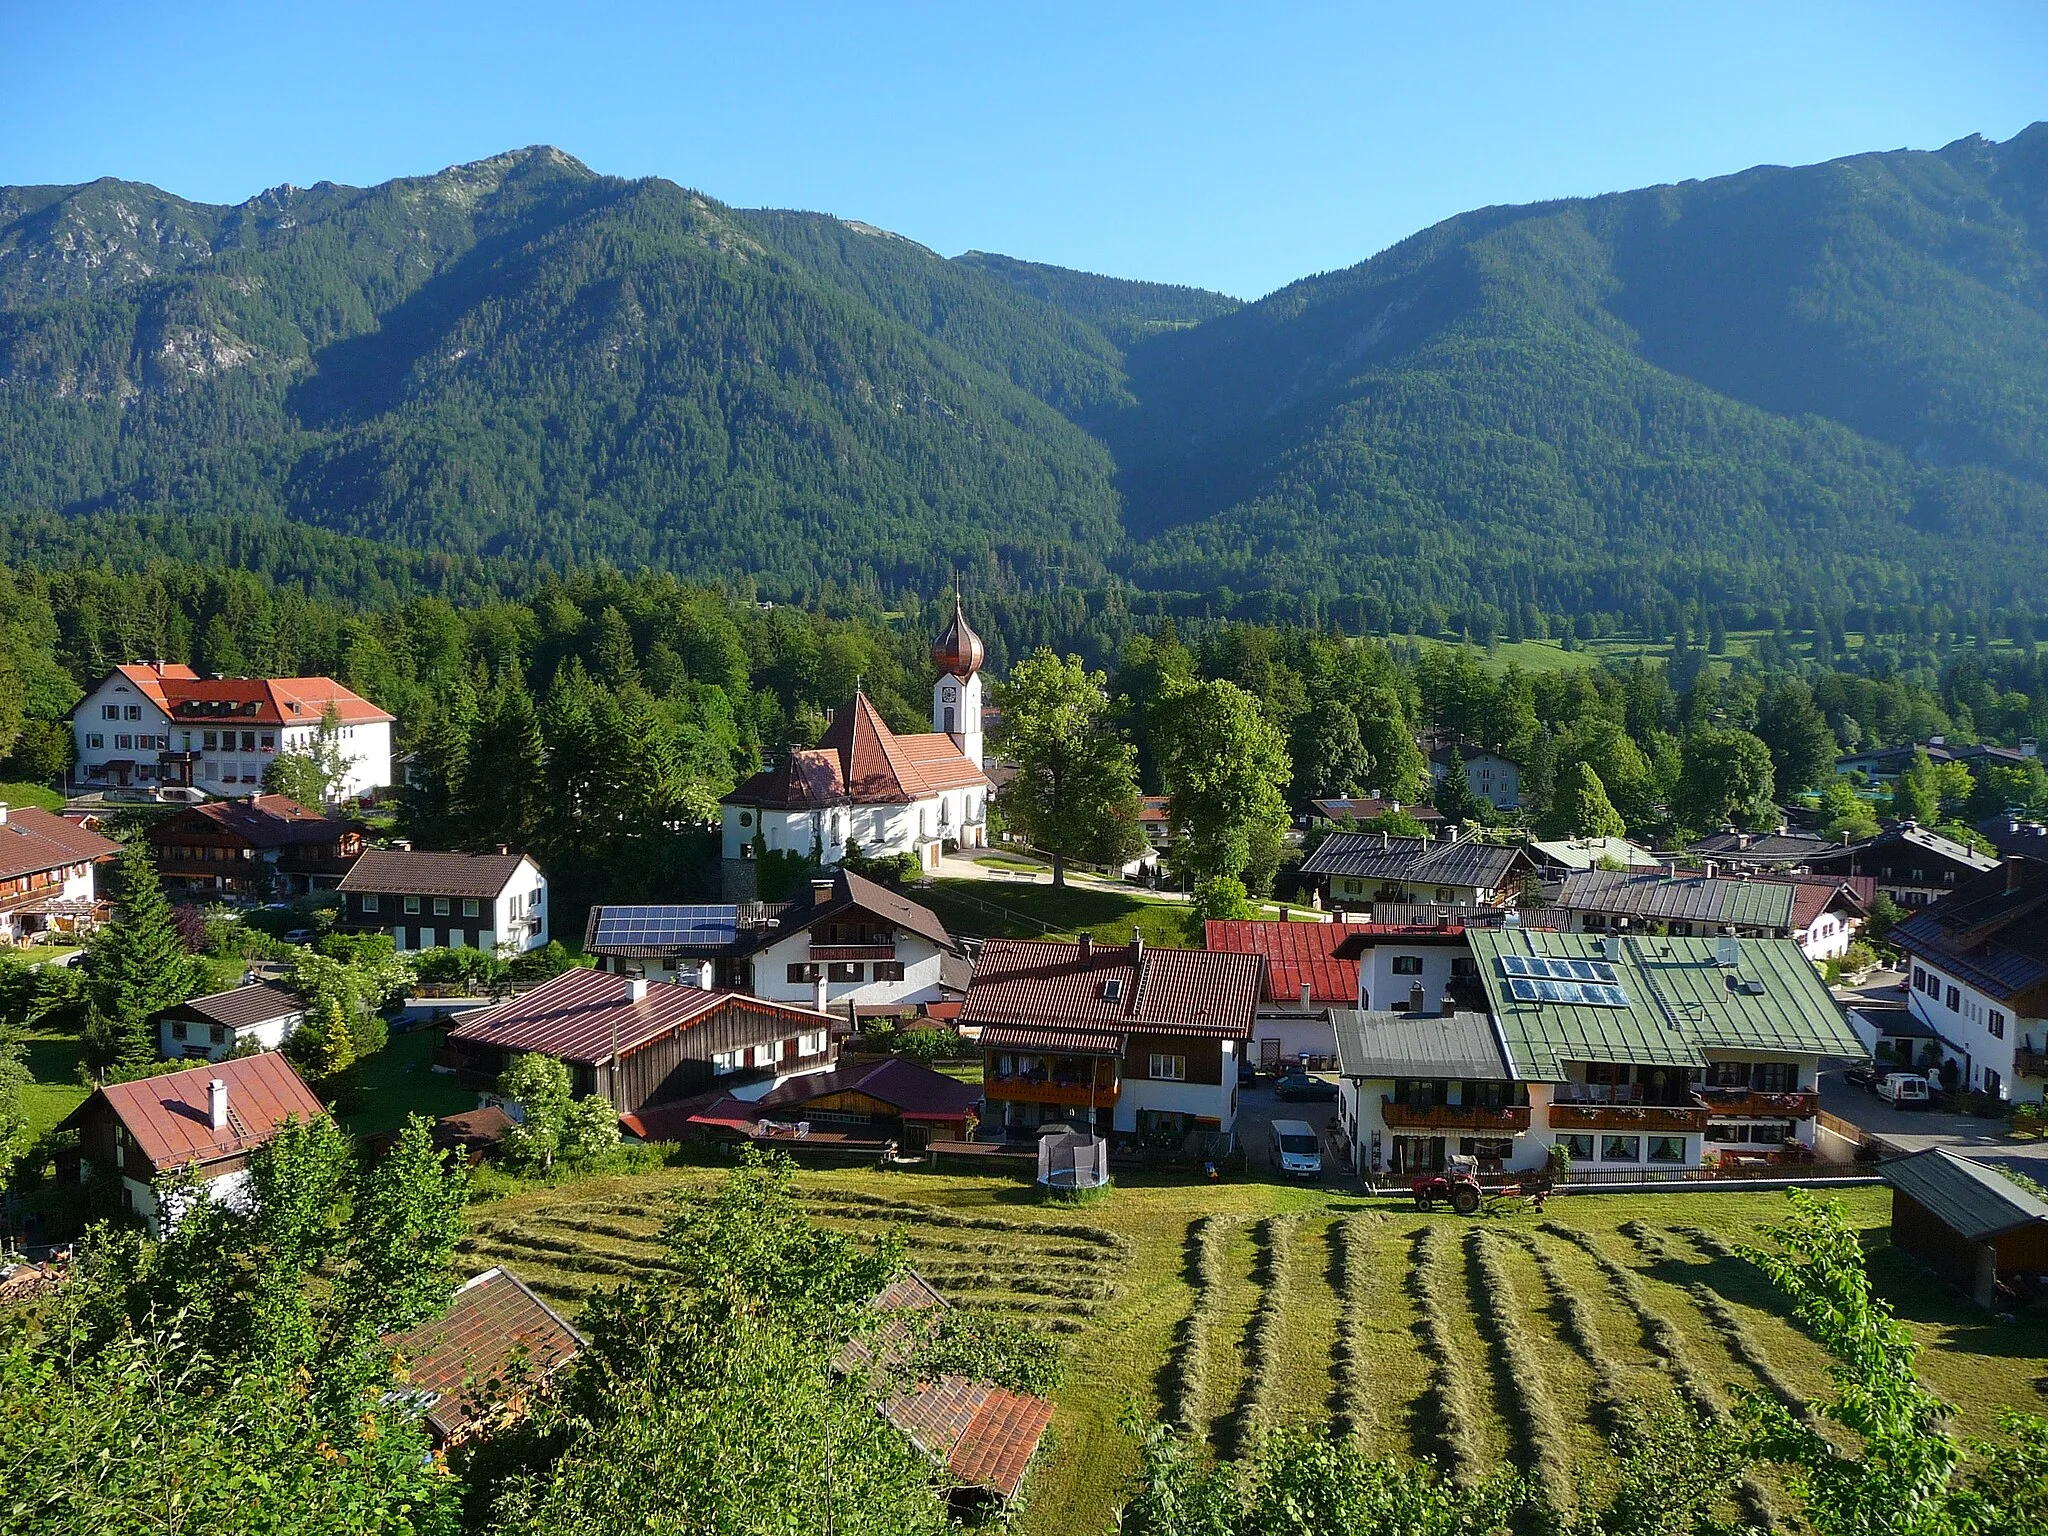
[1466,928,1863,1081]
[1881,1148,2048,1241]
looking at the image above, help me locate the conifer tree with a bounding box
[1434,749,1481,825]
[81,842,205,1076]
[1540,761,1627,839]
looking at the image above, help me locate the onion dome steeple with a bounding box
[931,597,985,679]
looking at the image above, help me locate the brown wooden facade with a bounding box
[1892,1188,2048,1306]
[1123,1032,1225,1086]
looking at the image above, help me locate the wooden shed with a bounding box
[1881,1147,2048,1308]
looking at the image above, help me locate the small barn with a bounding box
[382,1267,583,1446]
[1880,1147,2048,1307]
[668,1055,982,1150]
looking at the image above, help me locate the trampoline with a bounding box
[1037,1129,1111,1191]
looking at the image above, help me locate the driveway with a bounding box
[1818,1066,2048,1175]
[1236,1075,1348,1185]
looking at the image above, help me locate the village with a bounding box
[6,598,2048,1532]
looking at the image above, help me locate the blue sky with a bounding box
[5,1,2044,298]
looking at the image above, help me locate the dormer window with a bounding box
[1101,978,1124,1002]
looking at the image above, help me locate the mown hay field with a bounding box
[461,1168,2048,1535]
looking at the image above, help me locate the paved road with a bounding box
[1818,1066,2048,1174]
[1235,1075,1348,1185]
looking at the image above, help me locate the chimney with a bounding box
[497,844,510,856]
[1703,859,1718,880]
[1438,992,1457,1018]
[1130,930,1144,966]
[209,1078,228,1131]
[811,875,836,903]
[1381,829,1391,851]
[1300,981,1313,1010]
[1443,825,1460,844]
[1078,933,1093,961]
[624,978,649,1003]
[1407,980,1426,1013]
[813,972,828,1012]
[0,802,8,825]
[2010,857,2026,893]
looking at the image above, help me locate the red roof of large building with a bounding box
[60,1052,325,1175]
[148,794,355,850]
[0,805,121,882]
[1204,919,1361,1006]
[446,968,830,1067]
[93,662,393,726]
[962,938,1262,1038]
[727,692,987,811]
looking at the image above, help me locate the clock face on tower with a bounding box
[942,686,957,702]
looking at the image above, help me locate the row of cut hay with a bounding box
[911,1267,1120,1301]
[1410,1226,1486,1483]
[1167,1214,1241,1437]
[1331,1214,1380,1441]
[1230,1214,1301,1455]
[1511,1232,1640,1445]
[1542,1223,1776,1527]
[1685,1282,1815,1425]
[459,1235,659,1284]
[1667,1223,1739,1260]
[1470,1230,1573,1511]
[790,1190,1127,1250]
[1618,1219,1678,1264]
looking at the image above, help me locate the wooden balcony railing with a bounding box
[1699,1088,1820,1119]
[985,1076,1120,1108]
[2016,1050,2048,1078]
[1549,1101,1710,1133]
[1381,1099,1531,1132]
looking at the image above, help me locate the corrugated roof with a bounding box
[977,1025,1126,1055]
[746,1057,982,1121]
[161,981,304,1032]
[1299,831,1531,891]
[447,968,831,1066]
[63,1052,325,1173]
[1204,919,1359,1006]
[1467,929,1861,1080]
[1331,1009,1513,1081]
[962,940,1262,1038]
[1881,1148,2048,1242]
[1309,797,1443,823]
[1689,830,1837,862]
[382,1267,583,1443]
[1559,869,1796,928]
[1529,837,1660,870]
[339,848,535,898]
[0,806,121,882]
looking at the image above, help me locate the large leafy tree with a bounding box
[80,841,207,1076]
[992,649,1146,886]
[1152,678,1291,892]
[1672,727,1777,835]
[1289,699,1373,804]
[1540,761,1627,840]
[1754,681,1839,798]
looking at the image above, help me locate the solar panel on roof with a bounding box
[591,904,740,949]
[1504,973,1629,1007]
[1497,954,1618,985]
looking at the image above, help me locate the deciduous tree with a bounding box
[992,650,1146,886]
[1153,678,1292,890]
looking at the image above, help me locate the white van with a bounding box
[1877,1073,1934,1109]
[1269,1118,1323,1181]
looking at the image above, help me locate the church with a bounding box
[720,602,993,890]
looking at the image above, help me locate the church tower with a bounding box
[931,598,986,768]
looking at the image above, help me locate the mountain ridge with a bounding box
[2,129,2046,619]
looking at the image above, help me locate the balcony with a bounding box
[1699,1088,1820,1119]
[1549,1100,1710,1133]
[1381,1099,1531,1132]
[2016,1050,2048,1078]
[986,1075,1120,1108]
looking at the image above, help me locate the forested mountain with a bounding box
[3,129,2048,621]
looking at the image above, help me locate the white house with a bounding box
[1891,856,2048,1104]
[157,981,308,1061]
[337,849,549,954]
[584,871,960,1015]
[69,663,394,801]
[721,605,992,893]
[56,1053,326,1237]
[0,802,121,945]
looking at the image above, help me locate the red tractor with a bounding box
[1411,1154,1484,1215]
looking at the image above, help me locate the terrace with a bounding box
[1380,1098,1531,1132]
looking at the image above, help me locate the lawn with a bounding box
[19,1015,90,1138]
[338,1025,480,1136]
[455,1165,2048,1536]
[0,780,64,812]
[918,876,1193,948]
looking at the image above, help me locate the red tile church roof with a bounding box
[727,692,987,810]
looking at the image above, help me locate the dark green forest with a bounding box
[4,127,2048,621]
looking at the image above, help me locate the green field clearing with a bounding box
[918,876,1193,947]
[0,780,65,812]
[456,1165,2048,1535]
[339,1026,485,1136]
[19,1013,89,1138]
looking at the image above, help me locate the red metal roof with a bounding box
[0,805,121,882]
[68,1052,325,1174]
[382,1267,583,1443]
[149,794,354,850]
[962,939,1262,1038]
[446,968,831,1066]
[1204,919,1360,1006]
[727,692,988,810]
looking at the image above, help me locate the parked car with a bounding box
[1268,1118,1323,1181]
[1844,1062,1883,1091]
[1275,1072,1338,1103]
[1876,1073,1934,1109]
[282,928,318,945]
[1237,1056,1259,1089]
